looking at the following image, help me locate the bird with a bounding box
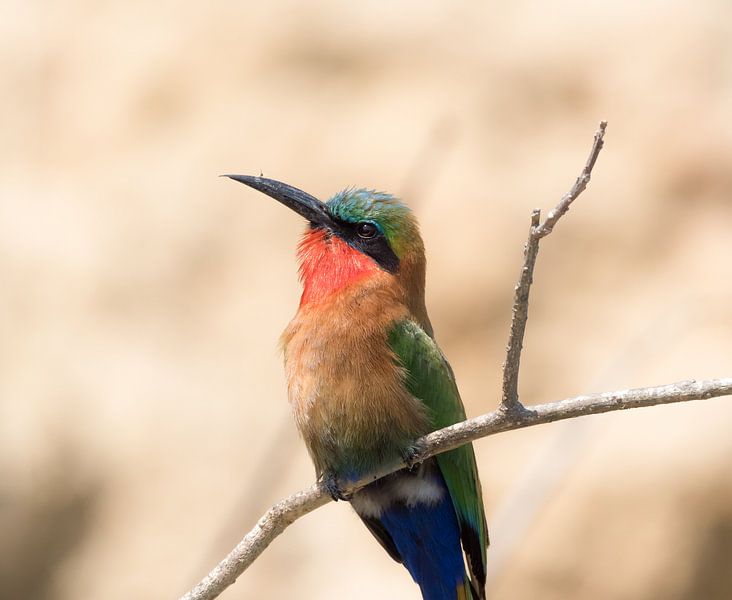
[225,175,488,600]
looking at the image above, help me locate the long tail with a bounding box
[357,468,476,600]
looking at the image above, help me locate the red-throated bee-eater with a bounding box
[226,175,488,599]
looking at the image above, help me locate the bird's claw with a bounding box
[403,440,426,472]
[321,472,352,501]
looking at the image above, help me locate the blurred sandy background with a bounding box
[2,1,732,598]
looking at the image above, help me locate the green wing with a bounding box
[388,319,488,595]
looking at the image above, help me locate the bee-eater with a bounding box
[226,175,488,600]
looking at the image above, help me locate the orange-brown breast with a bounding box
[281,232,430,477]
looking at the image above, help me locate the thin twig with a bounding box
[180,378,732,600]
[501,209,541,411]
[501,121,608,411]
[535,121,607,239]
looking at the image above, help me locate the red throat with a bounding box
[297,228,380,306]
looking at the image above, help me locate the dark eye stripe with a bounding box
[326,216,399,274]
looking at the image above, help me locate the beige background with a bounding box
[2,1,731,598]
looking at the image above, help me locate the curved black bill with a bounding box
[223,174,334,227]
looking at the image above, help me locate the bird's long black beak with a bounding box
[223,175,334,228]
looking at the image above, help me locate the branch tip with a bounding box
[501,122,608,411]
[530,209,541,228]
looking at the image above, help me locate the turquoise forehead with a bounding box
[326,188,415,253]
[326,188,412,225]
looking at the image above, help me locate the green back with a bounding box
[388,319,488,594]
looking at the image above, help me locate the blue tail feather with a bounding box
[378,481,467,600]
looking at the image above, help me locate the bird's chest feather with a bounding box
[281,282,429,476]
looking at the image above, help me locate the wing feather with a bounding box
[388,319,488,596]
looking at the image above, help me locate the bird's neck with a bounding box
[295,228,433,336]
[297,228,384,307]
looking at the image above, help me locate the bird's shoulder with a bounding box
[387,318,467,426]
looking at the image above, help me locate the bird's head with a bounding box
[226,175,429,321]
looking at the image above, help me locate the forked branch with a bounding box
[501,121,607,411]
[179,121,731,600]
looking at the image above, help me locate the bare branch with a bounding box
[501,209,541,411]
[180,378,732,600]
[535,121,607,238]
[181,486,329,600]
[180,121,724,600]
[501,121,608,411]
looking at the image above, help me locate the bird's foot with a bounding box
[403,439,426,472]
[320,472,352,501]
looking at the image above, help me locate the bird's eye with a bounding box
[356,222,378,239]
